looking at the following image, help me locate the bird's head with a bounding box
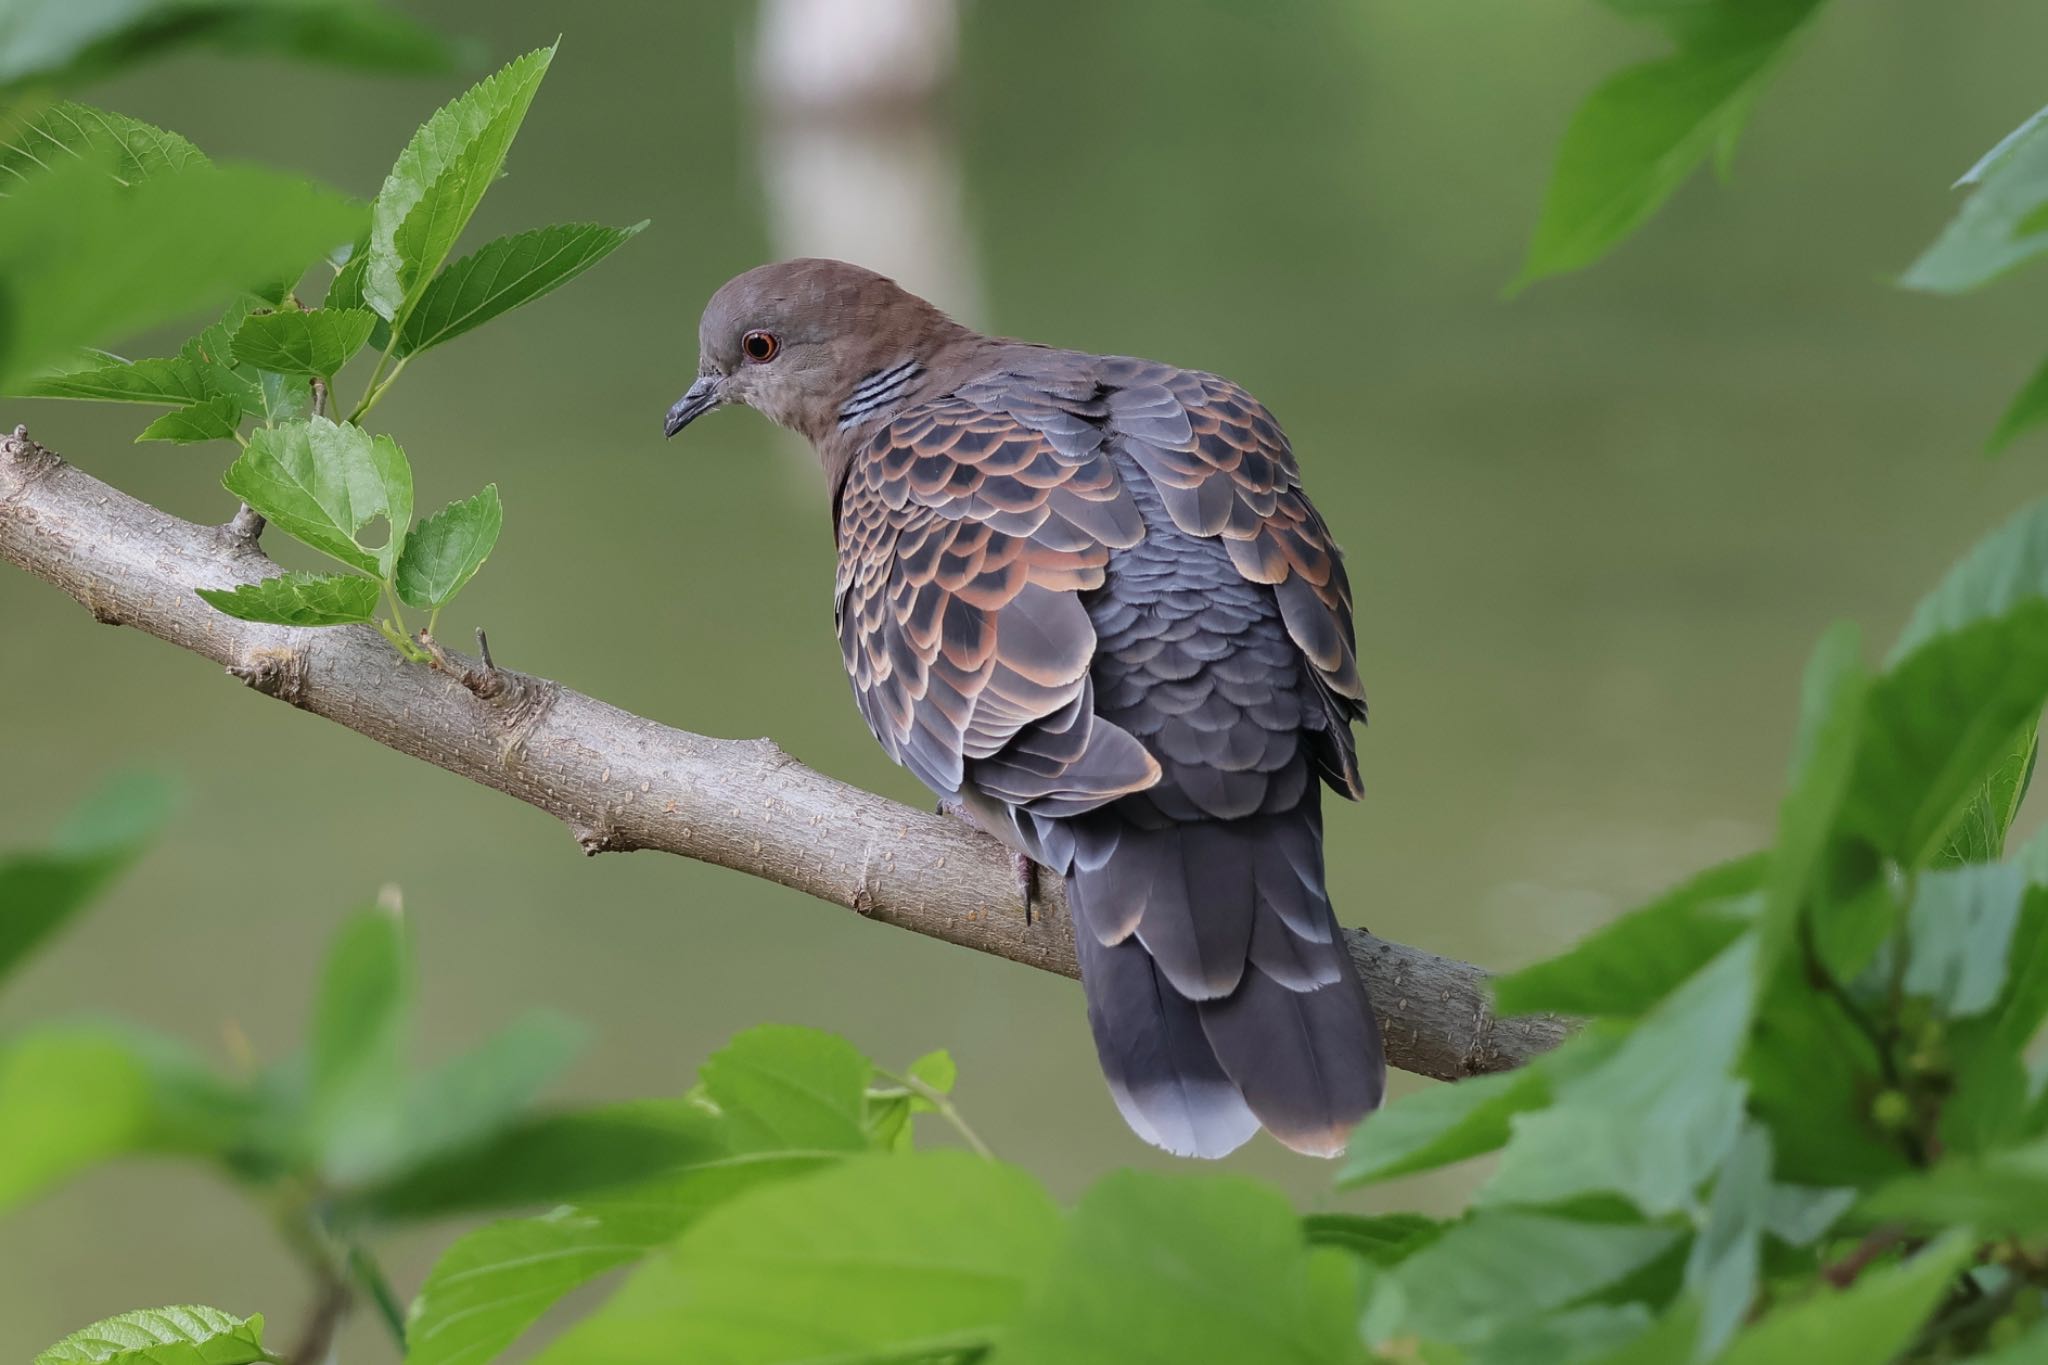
[665,258,961,452]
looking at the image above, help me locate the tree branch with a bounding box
[0,426,1570,1082]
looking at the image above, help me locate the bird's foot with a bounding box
[935,797,1039,925]
[1012,852,1038,927]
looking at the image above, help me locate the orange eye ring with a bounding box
[741,330,779,363]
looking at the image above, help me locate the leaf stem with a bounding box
[875,1067,994,1160]
[349,351,408,424]
[347,1244,408,1351]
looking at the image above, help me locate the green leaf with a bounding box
[1513,2,1824,290]
[339,1101,722,1223]
[1469,1304,1659,1365]
[908,1048,956,1093]
[0,1023,249,1213]
[1893,497,2048,655]
[0,159,363,391]
[222,416,412,576]
[306,902,411,1167]
[1745,971,1907,1187]
[1369,1212,1681,1347]
[326,1009,586,1185]
[1903,103,2048,294]
[365,44,555,323]
[1493,853,1763,1019]
[1845,612,2048,867]
[135,394,242,444]
[1760,1183,1855,1246]
[695,1025,875,1153]
[13,351,221,405]
[1934,718,2037,865]
[0,101,206,188]
[1482,937,1756,1216]
[999,1172,1361,1365]
[1756,621,1868,979]
[230,306,375,376]
[0,0,458,93]
[1990,354,2048,455]
[1967,1320,2048,1364]
[257,369,312,426]
[397,220,646,357]
[1939,888,2048,1156]
[33,1306,266,1365]
[1714,1234,1973,1364]
[406,1140,839,1365]
[407,1205,690,1365]
[1303,1211,1445,1266]
[0,772,174,986]
[393,485,500,610]
[1902,861,2026,1017]
[1862,1135,2048,1234]
[529,1151,1062,1365]
[1683,1123,1772,1358]
[196,570,379,626]
[1339,1065,1552,1187]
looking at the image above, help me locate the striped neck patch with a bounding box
[838,358,923,428]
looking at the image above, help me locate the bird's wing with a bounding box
[964,358,1367,799]
[835,393,1162,814]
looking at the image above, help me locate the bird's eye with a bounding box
[741,330,779,363]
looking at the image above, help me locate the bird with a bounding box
[665,259,1383,1158]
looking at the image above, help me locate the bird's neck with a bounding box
[816,324,983,498]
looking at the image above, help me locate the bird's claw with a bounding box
[935,798,1039,925]
[1013,852,1038,926]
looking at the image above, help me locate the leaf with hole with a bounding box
[222,416,412,576]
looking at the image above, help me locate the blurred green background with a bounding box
[4,0,2047,1352]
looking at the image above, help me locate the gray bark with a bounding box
[0,426,1569,1082]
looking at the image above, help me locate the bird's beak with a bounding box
[664,376,723,438]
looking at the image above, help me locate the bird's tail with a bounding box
[1061,804,1385,1159]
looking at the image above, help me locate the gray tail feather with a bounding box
[1064,808,1386,1159]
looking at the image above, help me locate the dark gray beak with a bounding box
[664,376,722,437]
